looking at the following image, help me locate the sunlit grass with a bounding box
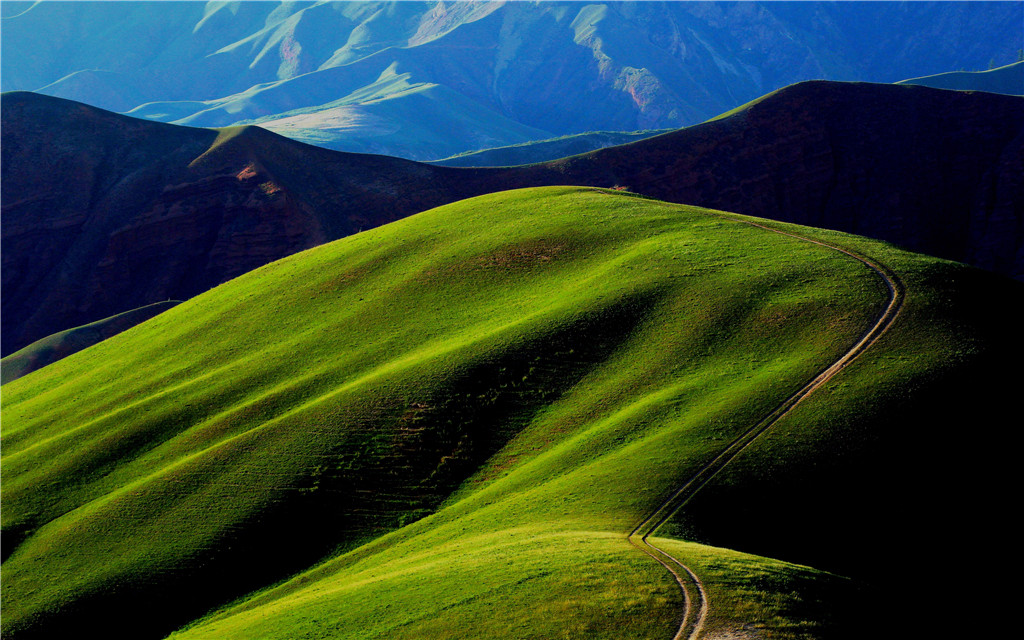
[5,186,996,639]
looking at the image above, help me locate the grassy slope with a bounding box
[0,301,181,384]
[4,187,1014,639]
[658,220,1024,636]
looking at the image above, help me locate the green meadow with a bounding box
[3,187,1016,639]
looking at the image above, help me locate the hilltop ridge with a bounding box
[4,81,1022,357]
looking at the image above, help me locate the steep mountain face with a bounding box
[4,83,1021,357]
[2,1,1021,159]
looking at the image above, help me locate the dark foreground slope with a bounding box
[4,82,1021,355]
[3,188,1021,639]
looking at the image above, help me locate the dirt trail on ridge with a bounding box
[626,209,905,640]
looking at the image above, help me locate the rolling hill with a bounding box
[3,188,1020,639]
[4,81,1021,359]
[897,60,1024,95]
[3,1,1020,159]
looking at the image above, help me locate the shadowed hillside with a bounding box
[0,91,503,355]
[4,82,1022,356]
[536,81,1024,281]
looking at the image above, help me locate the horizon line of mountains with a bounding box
[3,0,1022,160]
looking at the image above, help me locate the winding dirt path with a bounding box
[627,213,905,640]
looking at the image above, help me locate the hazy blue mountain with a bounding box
[3,1,1022,159]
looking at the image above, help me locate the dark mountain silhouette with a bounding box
[542,82,1024,282]
[3,81,1022,357]
[0,91,505,356]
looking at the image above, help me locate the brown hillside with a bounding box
[0,92,501,355]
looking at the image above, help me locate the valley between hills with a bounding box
[2,4,1024,638]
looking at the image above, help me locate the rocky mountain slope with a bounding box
[0,91,494,355]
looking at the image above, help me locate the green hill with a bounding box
[3,187,1021,639]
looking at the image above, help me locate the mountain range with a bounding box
[3,0,1021,159]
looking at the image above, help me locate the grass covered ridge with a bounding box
[4,186,1016,639]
